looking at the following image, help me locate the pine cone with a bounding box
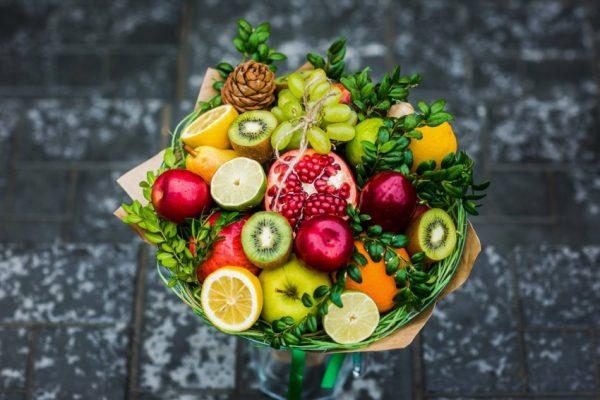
[221,61,276,113]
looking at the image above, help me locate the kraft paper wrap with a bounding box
[114,67,482,352]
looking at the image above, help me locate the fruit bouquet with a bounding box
[115,20,487,398]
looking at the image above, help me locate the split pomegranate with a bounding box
[265,149,358,229]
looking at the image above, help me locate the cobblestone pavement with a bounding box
[0,0,599,399]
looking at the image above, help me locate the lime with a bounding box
[323,291,380,344]
[210,157,266,211]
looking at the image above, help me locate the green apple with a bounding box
[259,255,331,323]
[345,117,384,166]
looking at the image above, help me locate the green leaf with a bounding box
[347,264,362,283]
[144,233,164,244]
[270,52,287,61]
[301,293,313,308]
[313,285,330,299]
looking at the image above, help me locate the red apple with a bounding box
[410,204,430,222]
[359,171,417,233]
[151,169,211,224]
[333,83,351,104]
[196,215,260,282]
[294,215,354,272]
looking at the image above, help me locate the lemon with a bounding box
[181,104,238,149]
[200,266,263,332]
[409,121,458,172]
[210,157,266,211]
[323,291,380,344]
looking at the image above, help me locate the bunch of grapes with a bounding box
[270,69,358,154]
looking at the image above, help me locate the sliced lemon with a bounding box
[323,291,380,344]
[200,266,263,332]
[210,157,266,211]
[181,104,238,149]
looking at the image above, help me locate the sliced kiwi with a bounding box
[406,208,457,262]
[241,211,293,269]
[228,110,278,163]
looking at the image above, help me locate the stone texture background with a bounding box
[0,0,599,399]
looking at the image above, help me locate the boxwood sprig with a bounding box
[410,151,489,215]
[355,99,455,186]
[306,37,347,80]
[340,66,421,120]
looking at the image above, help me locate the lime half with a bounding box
[211,157,267,211]
[323,291,380,344]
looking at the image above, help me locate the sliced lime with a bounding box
[210,157,267,211]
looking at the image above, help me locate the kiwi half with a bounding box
[406,208,457,262]
[241,211,293,269]
[228,110,277,163]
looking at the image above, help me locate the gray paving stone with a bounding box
[489,90,598,164]
[338,349,413,400]
[66,168,132,243]
[525,330,595,393]
[473,222,557,247]
[0,0,182,49]
[516,245,600,327]
[106,52,177,99]
[467,0,590,59]
[32,326,128,400]
[139,256,236,393]
[391,0,470,92]
[486,170,552,218]
[0,328,28,390]
[7,168,71,217]
[0,243,136,323]
[15,98,163,163]
[422,246,523,394]
[187,0,391,98]
[0,221,63,243]
[53,52,106,88]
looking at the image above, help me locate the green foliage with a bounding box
[220,19,286,74]
[354,100,454,186]
[340,66,421,119]
[306,37,347,80]
[410,151,489,215]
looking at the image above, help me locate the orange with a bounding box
[409,121,458,172]
[345,241,409,313]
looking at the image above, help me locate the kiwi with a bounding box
[241,211,293,269]
[228,110,278,163]
[406,208,457,262]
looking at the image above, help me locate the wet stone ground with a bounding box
[0,0,599,399]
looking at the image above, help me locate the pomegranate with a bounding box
[265,149,358,229]
[359,171,417,233]
[294,215,354,272]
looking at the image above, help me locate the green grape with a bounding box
[278,89,298,108]
[323,86,342,106]
[345,110,358,126]
[307,126,331,154]
[309,81,331,102]
[287,73,306,98]
[282,100,304,119]
[326,123,356,142]
[286,130,304,150]
[298,70,312,79]
[305,69,327,89]
[323,104,352,123]
[271,106,287,122]
[271,121,297,150]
